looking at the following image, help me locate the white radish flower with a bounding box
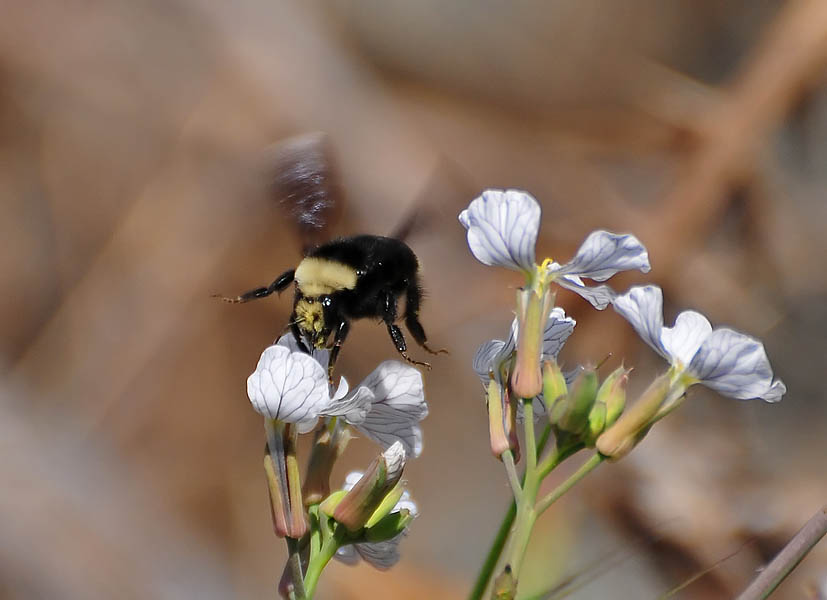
[613,285,786,402]
[459,189,651,308]
[248,336,428,455]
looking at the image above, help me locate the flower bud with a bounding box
[487,379,511,458]
[586,366,629,444]
[333,442,406,532]
[557,368,598,435]
[487,380,520,461]
[510,288,553,399]
[596,372,670,460]
[303,425,352,505]
[543,359,568,419]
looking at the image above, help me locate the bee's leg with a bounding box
[382,290,430,369]
[213,269,295,303]
[403,279,448,356]
[327,319,350,381]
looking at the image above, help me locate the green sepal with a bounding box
[365,481,405,529]
[558,368,598,434]
[319,490,347,517]
[543,360,568,426]
[364,509,414,543]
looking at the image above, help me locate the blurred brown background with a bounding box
[1,1,826,598]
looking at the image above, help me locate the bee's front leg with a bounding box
[327,319,350,382]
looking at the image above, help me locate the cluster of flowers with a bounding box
[246,331,428,578]
[460,189,785,459]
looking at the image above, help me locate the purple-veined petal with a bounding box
[763,380,787,403]
[473,339,507,383]
[661,310,712,367]
[556,275,617,310]
[354,540,402,570]
[542,307,576,358]
[552,231,650,281]
[688,328,784,401]
[327,383,374,425]
[334,545,360,565]
[354,362,428,458]
[296,417,320,434]
[458,189,540,272]
[612,286,669,359]
[247,345,332,422]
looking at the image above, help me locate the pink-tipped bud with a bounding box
[333,442,406,532]
[487,379,512,459]
[510,288,553,399]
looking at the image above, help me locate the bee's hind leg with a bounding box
[213,269,295,303]
[403,280,448,356]
[381,290,431,369]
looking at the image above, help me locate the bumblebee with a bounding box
[216,134,444,377]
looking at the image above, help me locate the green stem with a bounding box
[468,501,518,600]
[536,453,603,516]
[307,505,321,564]
[468,425,552,600]
[507,495,538,578]
[504,400,544,584]
[502,449,523,500]
[303,526,345,599]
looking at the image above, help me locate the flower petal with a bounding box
[612,286,669,359]
[343,471,363,491]
[354,361,428,458]
[552,230,650,281]
[542,307,576,359]
[296,416,320,434]
[459,189,540,272]
[473,339,507,383]
[354,540,402,570]
[661,310,712,367]
[327,383,374,425]
[334,545,360,566]
[763,380,787,403]
[246,345,331,422]
[556,276,617,310]
[688,328,785,401]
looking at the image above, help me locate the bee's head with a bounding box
[294,295,333,349]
